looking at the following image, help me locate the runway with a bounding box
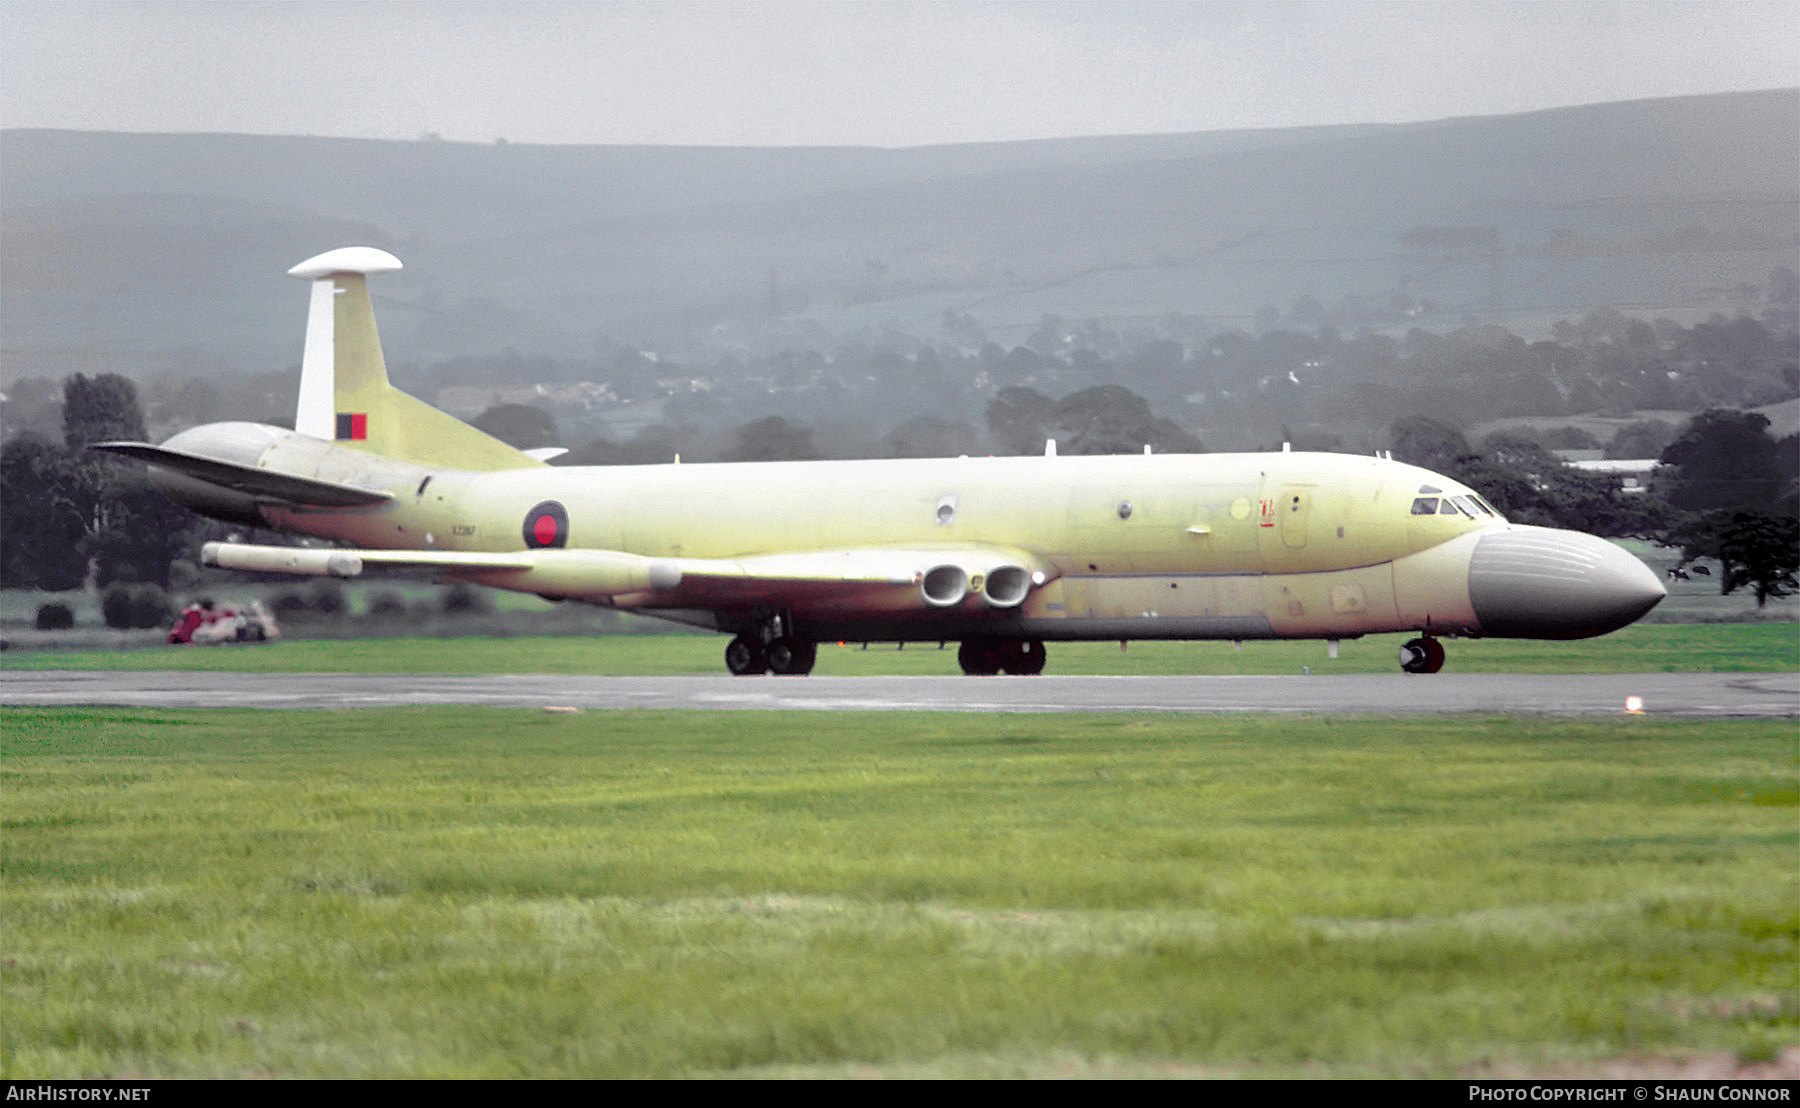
[5,670,1797,717]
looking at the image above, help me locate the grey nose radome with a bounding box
[1468,526,1665,639]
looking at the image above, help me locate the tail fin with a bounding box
[289,248,541,471]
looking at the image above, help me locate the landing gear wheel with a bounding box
[1399,636,1446,674]
[725,635,768,676]
[766,637,817,676]
[957,640,1002,676]
[959,639,1045,676]
[1003,639,1047,676]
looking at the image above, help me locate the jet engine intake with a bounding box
[981,564,1032,608]
[921,564,969,607]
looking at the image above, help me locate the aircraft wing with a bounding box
[200,541,1054,610]
[658,547,1051,609]
[91,442,393,508]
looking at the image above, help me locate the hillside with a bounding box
[2,89,1795,383]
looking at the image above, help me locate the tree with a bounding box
[1657,409,1793,513]
[723,416,819,462]
[1654,409,1799,606]
[100,583,171,629]
[1715,513,1800,607]
[884,416,978,459]
[472,403,559,450]
[0,438,89,589]
[1442,451,1551,523]
[1050,386,1203,455]
[61,373,147,450]
[81,464,196,587]
[985,387,1057,455]
[991,345,1046,389]
[1,376,64,442]
[3,375,195,590]
[1448,435,1657,536]
[1607,420,1677,460]
[1480,433,1565,473]
[1387,415,1469,472]
[1670,511,1799,607]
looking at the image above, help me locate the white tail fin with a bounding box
[287,248,539,471]
[292,247,402,440]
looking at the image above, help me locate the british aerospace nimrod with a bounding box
[94,248,1666,675]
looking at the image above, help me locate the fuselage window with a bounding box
[1411,497,1439,515]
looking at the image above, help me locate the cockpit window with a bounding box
[1412,491,1502,520]
[1417,484,1442,494]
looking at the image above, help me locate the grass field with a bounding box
[4,622,1796,676]
[2,708,1794,1078]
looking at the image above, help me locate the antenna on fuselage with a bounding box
[1044,439,1057,457]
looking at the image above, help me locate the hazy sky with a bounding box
[4,0,1796,147]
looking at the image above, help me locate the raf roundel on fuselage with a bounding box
[523,501,570,549]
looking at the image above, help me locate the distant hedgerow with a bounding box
[34,601,75,630]
[100,583,170,629]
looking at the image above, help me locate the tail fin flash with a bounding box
[289,248,541,471]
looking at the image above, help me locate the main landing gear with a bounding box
[725,633,817,675]
[1398,636,1446,674]
[727,634,1047,676]
[957,639,1047,676]
[725,611,817,676]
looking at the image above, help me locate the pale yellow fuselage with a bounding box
[253,437,1489,642]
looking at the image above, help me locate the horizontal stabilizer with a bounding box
[90,442,393,508]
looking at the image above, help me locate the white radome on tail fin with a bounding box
[286,247,404,281]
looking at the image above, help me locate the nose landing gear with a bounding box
[1399,636,1446,674]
